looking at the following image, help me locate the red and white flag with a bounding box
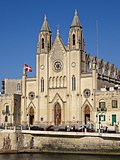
[24,64,32,72]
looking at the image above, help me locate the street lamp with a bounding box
[96,107,107,132]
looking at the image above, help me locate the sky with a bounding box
[0,0,120,91]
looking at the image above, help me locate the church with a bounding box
[1,10,120,130]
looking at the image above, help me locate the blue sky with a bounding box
[0,0,120,91]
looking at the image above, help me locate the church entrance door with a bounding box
[54,102,61,125]
[84,105,90,124]
[29,107,34,125]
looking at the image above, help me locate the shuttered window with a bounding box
[112,100,118,108]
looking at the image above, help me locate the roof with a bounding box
[41,15,51,32]
[70,10,81,28]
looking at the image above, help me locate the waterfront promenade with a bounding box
[0,128,120,154]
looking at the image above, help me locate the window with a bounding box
[86,61,91,72]
[99,101,106,111]
[41,78,44,92]
[17,83,21,91]
[41,117,44,121]
[73,34,75,46]
[6,105,9,114]
[99,115,106,122]
[29,92,35,100]
[5,115,8,122]
[72,75,76,90]
[112,100,118,108]
[84,89,90,98]
[54,61,62,72]
[42,38,44,49]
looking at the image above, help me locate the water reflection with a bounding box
[0,153,119,160]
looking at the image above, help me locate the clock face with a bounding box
[40,65,44,70]
[53,60,63,72]
[71,62,76,67]
[84,89,90,98]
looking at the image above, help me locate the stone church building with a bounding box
[1,10,120,129]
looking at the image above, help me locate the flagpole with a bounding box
[23,65,27,77]
[22,65,27,125]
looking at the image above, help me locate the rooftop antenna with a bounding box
[96,19,99,58]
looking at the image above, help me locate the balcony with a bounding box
[97,107,107,112]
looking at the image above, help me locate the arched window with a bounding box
[41,78,44,92]
[63,76,67,87]
[60,76,63,87]
[49,77,52,88]
[56,76,59,87]
[53,77,56,88]
[5,115,8,122]
[86,61,91,72]
[17,83,21,91]
[99,100,106,111]
[6,105,9,114]
[72,75,76,90]
[73,34,75,46]
[42,38,44,49]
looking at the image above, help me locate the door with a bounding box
[29,107,34,125]
[54,102,61,125]
[112,114,116,125]
[84,105,90,124]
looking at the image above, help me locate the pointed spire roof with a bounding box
[41,15,51,32]
[70,10,81,28]
[57,25,60,36]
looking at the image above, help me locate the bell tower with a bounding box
[66,10,85,124]
[36,15,52,124]
[68,10,85,52]
[38,15,52,53]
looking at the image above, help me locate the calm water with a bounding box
[0,153,119,160]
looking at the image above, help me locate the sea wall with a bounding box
[1,130,120,154]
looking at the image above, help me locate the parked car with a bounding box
[85,122,95,132]
[46,125,58,131]
[69,125,76,132]
[30,125,44,131]
[76,124,85,132]
[0,125,5,129]
[58,125,67,131]
[87,128,95,132]
[65,125,76,132]
[107,126,116,133]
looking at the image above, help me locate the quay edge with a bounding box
[0,130,120,155]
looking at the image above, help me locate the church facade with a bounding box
[1,10,120,130]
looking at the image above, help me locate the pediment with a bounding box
[49,35,66,62]
[81,99,93,110]
[26,101,36,113]
[50,93,65,104]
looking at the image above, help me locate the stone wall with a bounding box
[0,130,120,154]
[0,131,17,153]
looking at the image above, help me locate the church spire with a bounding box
[38,15,52,54]
[68,10,85,51]
[41,15,51,32]
[57,25,60,36]
[70,9,81,28]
